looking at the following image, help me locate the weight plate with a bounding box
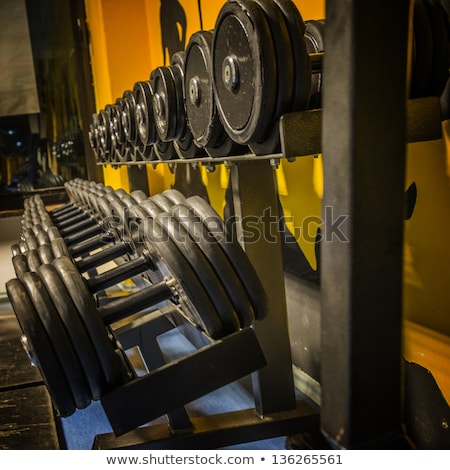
[152,67,178,141]
[184,195,268,320]
[21,271,91,410]
[423,0,450,96]
[171,203,255,328]
[38,263,106,400]
[51,238,71,259]
[184,30,227,149]
[249,0,294,154]
[212,0,277,145]
[143,213,224,338]
[161,189,187,206]
[52,256,125,389]
[150,193,176,213]
[155,211,240,334]
[411,0,434,97]
[12,254,29,279]
[154,140,177,160]
[26,249,42,272]
[273,0,311,112]
[47,225,62,242]
[134,81,158,146]
[98,110,112,161]
[11,243,21,257]
[25,233,39,250]
[38,244,54,264]
[174,129,207,159]
[304,20,325,109]
[6,278,76,417]
[121,90,138,145]
[170,64,188,140]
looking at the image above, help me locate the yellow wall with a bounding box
[84,0,450,336]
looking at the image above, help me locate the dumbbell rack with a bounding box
[90,0,447,450]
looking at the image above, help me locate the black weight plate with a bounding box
[21,272,91,410]
[161,188,187,206]
[212,0,277,145]
[121,90,138,145]
[26,249,42,272]
[249,0,294,154]
[98,110,112,160]
[152,66,178,141]
[12,254,29,278]
[304,20,325,109]
[171,203,254,327]
[25,233,39,250]
[184,30,226,149]
[47,225,63,242]
[150,193,175,212]
[273,0,311,112]
[423,0,450,96]
[51,238,71,259]
[205,133,247,158]
[411,0,434,97]
[52,256,125,388]
[144,214,224,338]
[155,211,240,334]
[5,278,76,417]
[38,263,106,400]
[38,244,55,264]
[169,64,188,140]
[154,140,177,160]
[11,243,21,257]
[174,128,207,159]
[184,196,268,321]
[134,81,158,146]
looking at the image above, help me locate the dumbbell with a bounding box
[6,196,266,417]
[14,189,187,284]
[183,30,248,158]
[211,0,450,154]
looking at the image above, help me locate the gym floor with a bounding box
[0,214,288,450]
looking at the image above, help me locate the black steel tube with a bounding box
[98,281,173,324]
[68,232,113,257]
[86,255,149,292]
[64,224,104,246]
[51,206,83,222]
[57,211,90,229]
[76,241,130,272]
[59,216,97,237]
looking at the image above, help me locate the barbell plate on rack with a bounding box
[212,0,277,146]
[38,263,106,400]
[134,81,158,147]
[248,0,295,155]
[411,0,434,97]
[52,256,126,389]
[423,0,450,97]
[6,278,76,417]
[152,67,178,142]
[154,140,177,160]
[21,272,91,410]
[304,20,325,109]
[273,0,311,112]
[121,90,139,146]
[154,211,240,334]
[184,195,268,321]
[171,203,255,328]
[184,30,230,151]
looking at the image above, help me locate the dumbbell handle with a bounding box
[76,241,129,272]
[98,280,173,324]
[86,254,153,293]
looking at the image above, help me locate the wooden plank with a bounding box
[0,385,60,449]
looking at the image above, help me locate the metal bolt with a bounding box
[189,77,201,106]
[222,55,239,91]
[269,158,280,169]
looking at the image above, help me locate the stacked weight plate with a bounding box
[90,0,450,163]
[6,179,268,421]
